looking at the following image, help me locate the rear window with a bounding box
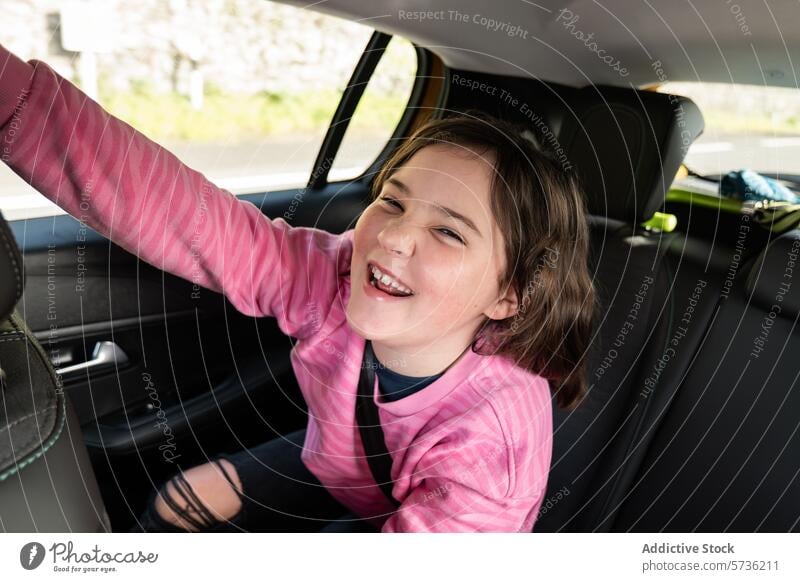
[659,81,800,181]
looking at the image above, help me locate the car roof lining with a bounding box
[276,0,800,90]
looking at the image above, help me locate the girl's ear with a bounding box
[485,283,519,321]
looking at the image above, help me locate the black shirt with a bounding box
[374,355,444,402]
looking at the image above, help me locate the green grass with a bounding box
[98,86,409,143]
[703,112,800,136]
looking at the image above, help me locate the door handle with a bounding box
[56,341,129,381]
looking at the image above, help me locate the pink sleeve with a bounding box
[0,45,349,339]
[382,408,538,533]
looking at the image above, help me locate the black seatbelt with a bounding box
[356,340,400,508]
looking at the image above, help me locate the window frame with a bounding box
[306,31,437,191]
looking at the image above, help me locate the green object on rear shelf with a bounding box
[666,188,800,233]
[751,202,800,234]
[666,188,743,213]
[641,211,677,232]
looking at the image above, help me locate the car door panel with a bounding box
[8,182,371,527]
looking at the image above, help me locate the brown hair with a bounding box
[370,112,597,411]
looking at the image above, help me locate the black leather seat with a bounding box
[532,83,798,533]
[534,85,706,531]
[0,209,109,532]
[612,229,800,531]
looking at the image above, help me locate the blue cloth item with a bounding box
[719,169,799,204]
[375,356,443,402]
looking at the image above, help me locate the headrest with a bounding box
[746,229,800,319]
[559,85,704,223]
[0,209,24,321]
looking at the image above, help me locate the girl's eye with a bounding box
[436,228,465,244]
[379,196,403,210]
[379,196,465,244]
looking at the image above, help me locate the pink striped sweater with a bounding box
[0,46,553,532]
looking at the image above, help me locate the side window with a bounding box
[0,1,389,220]
[329,37,418,182]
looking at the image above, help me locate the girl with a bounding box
[0,44,596,532]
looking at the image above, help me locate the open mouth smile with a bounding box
[365,262,415,298]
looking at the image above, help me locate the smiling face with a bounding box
[346,144,519,356]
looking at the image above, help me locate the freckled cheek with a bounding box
[357,215,385,244]
[451,271,492,312]
[422,292,476,325]
[353,217,382,254]
[426,261,473,293]
[424,274,470,307]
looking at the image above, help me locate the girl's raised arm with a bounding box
[0,45,350,340]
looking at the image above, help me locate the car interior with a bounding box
[1,0,798,532]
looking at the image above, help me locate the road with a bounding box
[0,135,385,221]
[2,132,799,221]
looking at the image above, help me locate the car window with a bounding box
[658,81,800,182]
[329,36,418,183]
[0,0,397,220]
